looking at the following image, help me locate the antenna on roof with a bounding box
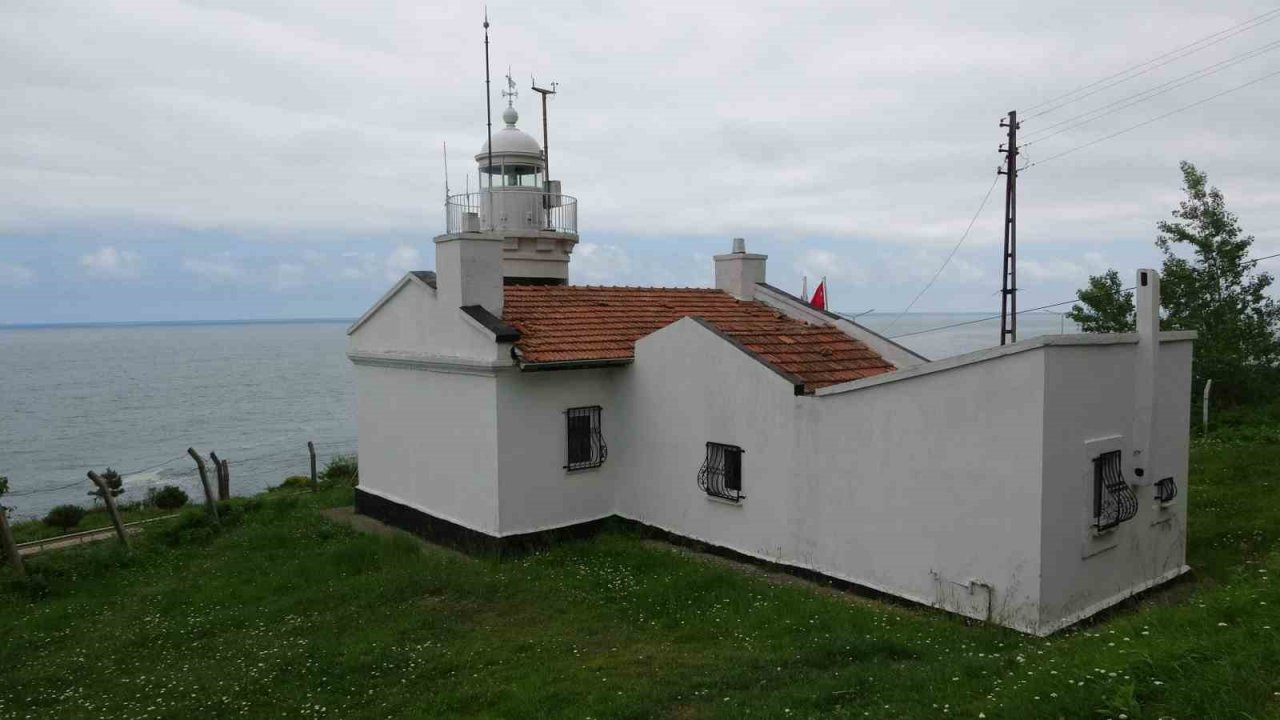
[442,141,450,202]
[531,76,558,186]
[483,10,493,201]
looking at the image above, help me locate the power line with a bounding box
[1022,7,1280,118]
[882,173,1002,336]
[1023,38,1280,143]
[1023,68,1280,171]
[888,250,1280,340]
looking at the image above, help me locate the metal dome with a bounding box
[476,106,542,160]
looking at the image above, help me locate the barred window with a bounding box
[1093,450,1138,531]
[698,442,744,502]
[1155,476,1178,504]
[565,406,606,470]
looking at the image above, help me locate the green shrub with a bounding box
[276,475,312,491]
[150,485,189,510]
[320,454,358,485]
[42,504,87,531]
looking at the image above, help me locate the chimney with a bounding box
[714,237,767,301]
[1130,267,1159,486]
[435,233,505,316]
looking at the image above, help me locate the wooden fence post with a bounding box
[0,506,25,577]
[221,459,230,501]
[187,448,220,525]
[87,471,129,549]
[210,451,229,502]
[308,441,318,492]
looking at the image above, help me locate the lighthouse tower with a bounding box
[442,77,578,285]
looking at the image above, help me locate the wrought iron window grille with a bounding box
[1155,476,1178,504]
[698,442,744,502]
[564,406,606,471]
[1093,450,1139,532]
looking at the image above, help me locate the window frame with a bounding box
[698,442,745,502]
[564,405,606,471]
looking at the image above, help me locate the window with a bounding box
[698,442,744,502]
[1155,476,1178,504]
[1093,450,1138,531]
[565,406,606,471]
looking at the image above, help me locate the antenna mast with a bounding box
[998,110,1020,345]
[442,142,450,200]
[531,77,558,185]
[483,11,493,206]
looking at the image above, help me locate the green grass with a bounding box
[2,415,1280,719]
[9,503,179,545]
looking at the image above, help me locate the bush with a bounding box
[276,475,312,491]
[43,504,87,531]
[320,454,358,485]
[150,485,189,511]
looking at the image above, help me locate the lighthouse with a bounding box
[443,74,578,285]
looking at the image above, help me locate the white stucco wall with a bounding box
[800,349,1047,631]
[353,361,502,534]
[617,318,803,562]
[1036,339,1193,632]
[616,318,1050,633]
[495,367,623,535]
[348,275,506,363]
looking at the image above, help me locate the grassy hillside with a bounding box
[1,422,1279,719]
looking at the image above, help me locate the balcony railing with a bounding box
[445,190,578,235]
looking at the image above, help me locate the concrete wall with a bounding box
[1036,338,1193,632]
[349,275,505,363]
[617,318,803,560]
[800,348,1047,631]
[349,270,514,534]
[353,362,501,534]
[496,367,624,535]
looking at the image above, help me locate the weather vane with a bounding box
[503,67,518,107]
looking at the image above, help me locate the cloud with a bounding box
[79,246,141,279]
[182,255,243,284]
[793,249,867,286]
[383,244,422,282]
[0,262,35,288]
[573,243,632,285]
[273,262,307,290]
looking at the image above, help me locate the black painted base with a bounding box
[354,488,609,557]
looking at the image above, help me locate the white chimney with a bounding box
[435,233,505,316]
[714,237,767,301]
[1130,267,1159,486]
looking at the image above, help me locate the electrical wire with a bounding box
[1023,68,1280,171]
[888,250,1280,340]
[1023,38,1280,143]
[882,173,1002,335]
[1022,7,1280,118]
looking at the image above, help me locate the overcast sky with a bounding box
[2,0,1278,324]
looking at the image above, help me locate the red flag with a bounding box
[809,279,826,310]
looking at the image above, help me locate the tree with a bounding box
[1157,162,1280,401]
[1066,269,1134,333]
[88,468,124,503]
[1068,162,1280,403]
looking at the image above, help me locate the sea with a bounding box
[0,312,1076,521]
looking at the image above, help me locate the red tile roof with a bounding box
[503,285,897,392]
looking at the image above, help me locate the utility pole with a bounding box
[531,78,557,184]
[483,12,493,203]
[998,110,1020,345]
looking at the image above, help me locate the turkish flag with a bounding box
[809,279,827,310]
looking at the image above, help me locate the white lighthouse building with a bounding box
[446,86,578,285]
[347,66,1195,636]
